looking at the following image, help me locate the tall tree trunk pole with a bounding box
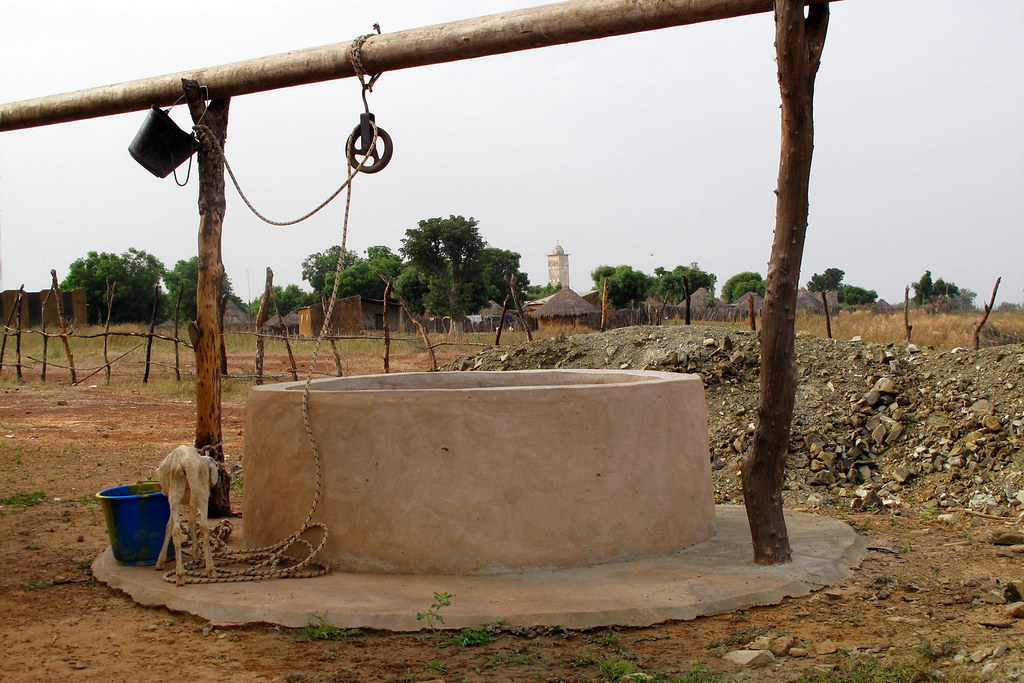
[741,0,828,565]
[183,78,232,518]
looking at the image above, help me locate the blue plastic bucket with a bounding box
[96,482,172,566]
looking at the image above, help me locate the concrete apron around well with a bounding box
[93,369,866,629]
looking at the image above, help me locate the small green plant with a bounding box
[598,657,636,680]
[485,650,542,666]
[796,655,933,682]
[425,660,445,672]
[447,619,504,647]
[416,591,452,631]
[295,613,363,641]
[20,580,53,591]
[901,541,913,554]
[1,491,45,507]
[675,661,726,682]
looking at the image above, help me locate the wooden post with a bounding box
[505,275,533,341]
[182,78,231,518]
[0,287,18,377]
[741,0,828,565]
[103,279,116,384]
[40,288,50,381]
[219,294,229,377]
[747,296,756,332]
[495,295,510,345]
[172,285,182,381]
[253,267,273,385]
[973,277,1001,351]
[379,270,437,370]
[320,293,344,377]
[683,275,691,325]
[600,276,609,332]
[50,270,77,384]
[14,286,24,380]
[382,282,393,374]
[269,286,298,381]
[658,291,670,325]
[143,284,160,383]
[903,285,913,342]
[821,290,832,339]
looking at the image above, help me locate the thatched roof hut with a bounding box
[530,287,599,329]
[223,299,254,328]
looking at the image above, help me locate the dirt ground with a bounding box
[1,331,1023,682]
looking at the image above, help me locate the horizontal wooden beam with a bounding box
[0,0,831,132]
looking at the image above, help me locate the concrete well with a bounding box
[243,369,714,575]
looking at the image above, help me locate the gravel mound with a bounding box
[443,325,1024,515]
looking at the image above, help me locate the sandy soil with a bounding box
[1,338,1023,682]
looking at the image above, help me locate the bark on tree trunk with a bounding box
[183,78,232,518]
[741,0,828,565]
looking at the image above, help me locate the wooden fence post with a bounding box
[0,287,20,377]
[747,296,756,332]
[379,270,437,370]
[143,284,160,383]
[382,282,393,374]
[253,267,273,385]
[683,275,691,325]
[14,286,24,380]
[41,288,50,380]
[103,279,116,384]
[50,270,77,384]
[505,275,533,341]
[268,286,298,381]
[821,290,832,339]
[172,285,182,381]
[903,286,913,342]
[495,294,510,345]
[600,277,609,332]
[320,293,344,377]
[973,277,1001,351]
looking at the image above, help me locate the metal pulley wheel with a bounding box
[346,112,393,173]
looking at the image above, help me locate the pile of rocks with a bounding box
[443,325,1024,514]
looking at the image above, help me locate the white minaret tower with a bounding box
[547,243,570,289]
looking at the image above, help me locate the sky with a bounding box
[1,0,1022,308]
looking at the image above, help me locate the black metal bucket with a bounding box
[128,106,196,178]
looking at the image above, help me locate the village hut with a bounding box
[733,291,764,313]
[530,287,599,330]
[874,299,895,315]
[580,290,601,308]
[223,299,254,329]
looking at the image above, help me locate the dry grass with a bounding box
[793,309,1024,350]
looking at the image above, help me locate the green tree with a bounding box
[652,264,717,303]
[912,270,933,305]
[523,282,562,300]
[591,265,654,309]
[393,265,432,316]
[806,267,844,292]
[400,215,488,317]
[913,271,964,306]
[301,245,360,296]
[271,283,314,315]
[62,248,165,324]
[330,246,405,301]
[837,284,877,306]
[480,247,530,303]
[721,271,766,303]
[162,256,243,321]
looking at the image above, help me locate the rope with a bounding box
[163,108,377,585]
